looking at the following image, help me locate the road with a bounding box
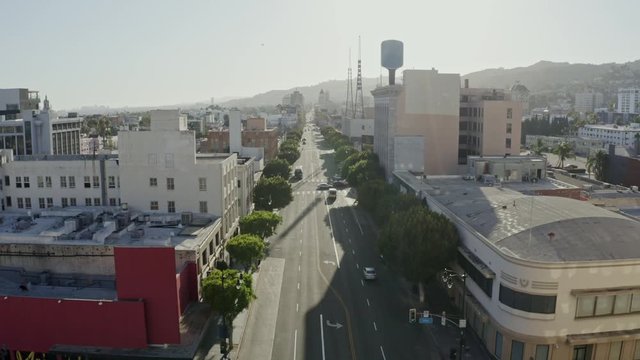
[240,113,489,360]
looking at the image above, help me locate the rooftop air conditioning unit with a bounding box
[181,212,193,226]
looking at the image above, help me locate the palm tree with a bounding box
[531,138,547,156]
[552,142,575,168]
[586,150,608,181]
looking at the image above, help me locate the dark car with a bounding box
[333,180,349,189]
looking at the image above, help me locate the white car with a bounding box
[363,267,377,280]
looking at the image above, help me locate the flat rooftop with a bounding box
[395,172,640,263]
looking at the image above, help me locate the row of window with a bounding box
[148,177,209,191]
[4,175,119,189]
[148,200,207,213]
[576,292,640,318]
[8,196,120,209]
[498,284,557,314]
[494,333,549,360]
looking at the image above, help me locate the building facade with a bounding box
[578,124,640,147]
[574,92,604,114]
[617,88,640,114]
[203,119,278,161]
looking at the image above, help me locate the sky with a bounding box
[1,0,639,110]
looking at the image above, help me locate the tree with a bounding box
[356,179,390,214]
[226,234,266,271]
[263,159,291,179]
[552,142,575,168]
[140,114,151,128]
[240,211,283,239]
[530,138,548,156]
[277,149,300,165]
[345,159,381,187]
[202,269,255,332]
[253,176,293,210]
[586,150,608,181]
[335,145,356,164]
[378,206,458,284]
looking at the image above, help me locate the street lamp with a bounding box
[441,268,468,360]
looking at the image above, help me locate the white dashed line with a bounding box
[367,298,370,306]
[356,263,359,269]
[361,279,364,287]
[299,251,302,257]
[297,282,300,290]
[293,329,298,360]
[380,346,386,360]
[352,249,355,255]
[373,322,378,331]
[296,303,299,312]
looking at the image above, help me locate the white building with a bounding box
[574,92,603,114]
[342,117,374,141]
[0,88,82,155]
[395,171,640,360]
[617,88,640,114]
[578,124,640,147]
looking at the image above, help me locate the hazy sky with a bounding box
[2,0,638,109]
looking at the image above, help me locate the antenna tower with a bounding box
[354,36,365,119]
[345,49,354,118]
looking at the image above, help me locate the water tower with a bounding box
[381,40,403,85]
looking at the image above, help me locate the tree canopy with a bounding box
[202,269,255,324]
[226,234,266,271]
[586,150,608,181]
[253,176,293,211]
[552,142,575,168]
[240,211,283,239]
[263,159,291,179]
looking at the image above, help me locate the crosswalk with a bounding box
[293,190,349,196]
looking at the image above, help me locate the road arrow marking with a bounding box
[325,320,343,329]
[323,260,336,266]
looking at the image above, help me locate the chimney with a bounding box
[464,79,469,88]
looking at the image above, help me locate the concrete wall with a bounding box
[0,243,115,275]
[393,135,424,172]
[482,101,523,156]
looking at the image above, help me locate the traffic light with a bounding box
[409,308,417,323]
[441,311,446,326]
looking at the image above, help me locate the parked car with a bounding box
[333,180,349,188]
[327,188,337,200]
[363,267,377,280]
[317,183,331,190]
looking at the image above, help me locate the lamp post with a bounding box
[441,268,467,360]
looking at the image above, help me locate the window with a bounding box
[495,331,503,359]
[23,176,29,188]
[47,198,53,208]
[506,123,512,134]
[507,108,513,119]
[108,176,115,188]
[576,295,596,317]
[535,345,549,360]
[510,340,524,360]
[573,345,592,360]
[117,176,120,188]
[25,198,31,209]
[147,153,157,165]
[39,198,45,209]
[199,201,208,213]
[17,198,24,209]
[61,198,68,207]
[60,176,67,188]
[168,201,175,213]
[499,284,557,314]
[631,292,640,312]
[165,153,174,168]
[84,176,91,188]
[150,201,159,210]
[94,198,101,206]
[5,197,11,207]
[93,176,99,188]
[199,178,207,191]
[45,176,52,188]
[634,340,640,360]
[167,177,175,190]
[70,198,77,206]
[85,198,92,206]
[595,295,614,316]
[457,252,493,297]
[16,176,22,188]
[4,176,9,186]
[614,293,631,314]
[109,198,117,206]
[201,249,208,266]
[609,341,622,360]
[238,179,241,188]
[506,138,512,149]
[37,176,44,188]
[69,176,75,188]
[150,177,158,187]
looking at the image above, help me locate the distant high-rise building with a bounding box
[617,88,640,114]
[318,89,330,110]
[282,90,304,108]
[0,88,82,155]
[575,92,604,113]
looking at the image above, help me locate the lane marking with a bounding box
[324,195,341,269]
[380,346,386,360]
[300,239,302,243]
[366,298,370,307]
[348,238,351,243]
[356,263,359,269]
[345,228,349,233]
[296,303,299,312]
[298,265,301,272]
[320,314,326,360]
[361,279,364,287]
[299,251,302,257]
[297,282,300,290]
[293,329,298,360]
[352,249,355,255]
[373,322,377,331]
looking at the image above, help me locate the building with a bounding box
[372,69,461,178]
[342,117,374,143]
[394,169,640,360]
[282,90,304,108]
[525,135,606,157]
[617,88,640,114]
[578,124,640,147]
[203,116,278,161]
[318,89,330,110]
[0,88,82,155]
[459,82,524,164]
[574,92,604,114]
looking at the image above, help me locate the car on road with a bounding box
[363,267,377,280]
[332,179,349,188]
[327,188,337,200]
[317,183,331,190]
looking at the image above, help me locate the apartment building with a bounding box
[459,82,523,164]
[203,117,278,161]
[394,169,640,360]
[617,88,640,114]
[372,69,461,178]
[0,88,82,155]
[574,92,604,114]
[578,124,640,147]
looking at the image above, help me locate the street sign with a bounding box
[418,316,433,325]
[409,308,417,323]
[459,319,467,328]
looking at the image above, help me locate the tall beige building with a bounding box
[372,69,460,178]
[458,83,523,164]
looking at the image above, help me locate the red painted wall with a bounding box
[114,247,181,344]
[0,296,147,353]
[176,262,198,315]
